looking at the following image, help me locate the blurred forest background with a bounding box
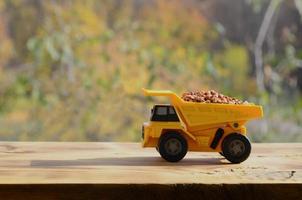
[0,0,301,142]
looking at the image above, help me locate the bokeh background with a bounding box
[0,0,301,142]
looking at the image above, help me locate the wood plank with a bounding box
[0,142,301,184]
[0,142,301,199]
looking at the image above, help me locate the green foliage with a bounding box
[0,0,301,142]
[212,44,250,96]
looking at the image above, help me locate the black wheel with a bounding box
[158,132,188,162]
[222,133,251,164]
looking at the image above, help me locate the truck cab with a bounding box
[142,104,188,162]
[142,105,185,149]
[150,105,179,122]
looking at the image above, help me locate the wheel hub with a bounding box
[165,138,182,155]
[229,139,245,156]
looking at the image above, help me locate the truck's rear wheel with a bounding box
[158,132,188,162]
[222,133,251,164]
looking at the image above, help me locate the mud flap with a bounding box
[210,128,224,149]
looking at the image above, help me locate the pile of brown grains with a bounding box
[181,90,249,104]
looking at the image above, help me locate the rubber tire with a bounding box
[222,133,251,164]
[158,132,188,162]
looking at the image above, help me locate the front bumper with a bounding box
[141,122,154,147]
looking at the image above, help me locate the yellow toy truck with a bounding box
[142,89,263,163]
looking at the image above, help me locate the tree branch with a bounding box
[254,0,281,92]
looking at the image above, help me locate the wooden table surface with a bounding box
[0,142,301,199]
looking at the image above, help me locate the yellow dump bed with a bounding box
[143,88,263,128]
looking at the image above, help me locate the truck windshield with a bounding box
[151,105,179,122]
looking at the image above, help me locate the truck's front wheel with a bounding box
[222,133,251,164]
[158,132,188,162]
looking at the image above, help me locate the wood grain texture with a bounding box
[0,142,301,199]
[0,142,301,184]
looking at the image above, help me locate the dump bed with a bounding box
[143,89,263,128]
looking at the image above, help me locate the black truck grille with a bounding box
[141,126,144,139]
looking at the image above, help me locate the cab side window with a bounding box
[151,106,179,122]
[169,107,176,114]
[156,107,168,115]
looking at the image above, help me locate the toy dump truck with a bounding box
[142,89,263,163]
